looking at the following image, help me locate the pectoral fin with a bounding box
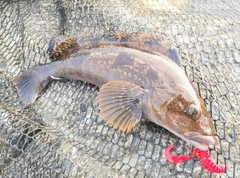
[97,81,147,133]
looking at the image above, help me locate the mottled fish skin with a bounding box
[13,34,219,150]
[52,32,180,66]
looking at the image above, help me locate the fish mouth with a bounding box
[184,132,219,150]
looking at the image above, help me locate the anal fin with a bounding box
[97,81,147,133]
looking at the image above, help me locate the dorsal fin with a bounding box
[114,33,181,66]
[52,38,80,61]
[52,32,181,66]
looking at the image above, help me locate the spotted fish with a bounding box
[13,33,219,150]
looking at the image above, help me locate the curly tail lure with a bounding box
[165,145,225,173]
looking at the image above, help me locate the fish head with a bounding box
[150,85,219,150]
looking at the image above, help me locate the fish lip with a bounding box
[184,132,219,150]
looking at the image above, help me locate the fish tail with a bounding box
[12,66,52,107]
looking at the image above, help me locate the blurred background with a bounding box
[0,0,239,177]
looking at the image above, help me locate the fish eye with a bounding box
[186,105,199,120]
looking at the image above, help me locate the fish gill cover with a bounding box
[0,0,239,177]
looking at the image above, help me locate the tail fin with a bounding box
[12,66,51,107]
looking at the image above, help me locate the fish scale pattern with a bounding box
[0,0,240,177]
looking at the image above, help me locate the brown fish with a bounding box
[13,33,219,150]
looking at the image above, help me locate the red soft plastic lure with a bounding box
[165,145,225,173]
